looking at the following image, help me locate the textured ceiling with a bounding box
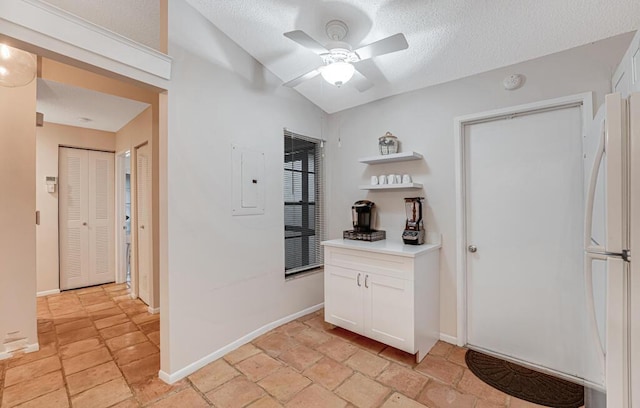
[41,0,160,50]
[186,0,640,113]
[37,79,150,132]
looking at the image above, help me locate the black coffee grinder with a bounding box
[402,197,426,245]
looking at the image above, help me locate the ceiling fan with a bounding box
[283,20,409,92]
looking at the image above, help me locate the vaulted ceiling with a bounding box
[186,0,640,113]
[39,0,640,113]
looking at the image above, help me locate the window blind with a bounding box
[284,129,324,276]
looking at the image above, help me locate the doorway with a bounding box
[59,147,115,290]
[455,93,602,386]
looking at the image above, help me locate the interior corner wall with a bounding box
[0,78,38,355]
[324,36,625,340]
[164,0,325,376]
[36,123,116,294]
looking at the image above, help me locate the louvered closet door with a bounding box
[60,148,90,290]
[88,150,115,286]
[60,148,115,290]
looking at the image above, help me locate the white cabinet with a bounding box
[322,239,440,362]
[612,31,640,97]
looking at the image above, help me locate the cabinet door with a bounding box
[325,265,364,334]
[365,273,414,353]
[88,150,115,286]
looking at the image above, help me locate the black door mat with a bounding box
[465,349,584,408]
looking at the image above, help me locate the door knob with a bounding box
[468,245,477,253]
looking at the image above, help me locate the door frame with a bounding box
[115,150,131,284]
[453,92,593,347]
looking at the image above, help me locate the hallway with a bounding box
[0,283,162,407]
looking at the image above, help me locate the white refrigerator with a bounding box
[583,92,639,407]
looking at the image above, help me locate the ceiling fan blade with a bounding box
[284,30,329,55]
[283,69,321,88]
[350,69,374,92]
[354,33,408,61]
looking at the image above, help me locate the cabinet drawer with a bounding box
[325,247,414,280]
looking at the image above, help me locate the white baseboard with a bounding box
[439,333,458,345]
[158,303,324,384]
[0,343,39,360]
[37,289,60,297]
[148,306,160,314]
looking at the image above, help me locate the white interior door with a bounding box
[88,150,115,286]
[136,143,151,305]
[59,147,90,290]
[465,106,595,380]
[60,147,114,290]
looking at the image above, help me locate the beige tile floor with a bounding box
[0,283,549,407]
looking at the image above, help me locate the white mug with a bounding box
[402,174,412,184]
[395,175,402,184]
[370,176,379,185]
[379,175,387,185]
[388,174,396,184]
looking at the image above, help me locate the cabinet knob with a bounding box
[82,222,87,226]
[357,273,361,287]
[468,245,477,253]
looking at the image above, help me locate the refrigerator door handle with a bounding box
[584,119,606,252]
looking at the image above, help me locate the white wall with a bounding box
[0,76,38,357]
[324,34,631,339]
[163,0,325,376]
[36,123,116,294]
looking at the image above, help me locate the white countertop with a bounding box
[321,238,441,258]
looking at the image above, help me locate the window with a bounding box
[284,129,324,276]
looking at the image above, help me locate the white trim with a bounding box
[0,343,39,360]
[453,92,594,349]
[158,303,324,384]
[0,0,170,89]
[439,333,458,345]
[147,306,160,314]
[36,289,60,297]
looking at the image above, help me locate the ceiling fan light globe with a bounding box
[320,62,355,87]
[0,44,36,88]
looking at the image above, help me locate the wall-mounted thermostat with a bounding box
[45,176,57,193]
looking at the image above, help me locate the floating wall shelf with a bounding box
[359,151,423,164]
[359,182,423,190]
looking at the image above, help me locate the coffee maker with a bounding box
[352,200,374,232]
[343,200,386,241]
[402,197,426,245]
